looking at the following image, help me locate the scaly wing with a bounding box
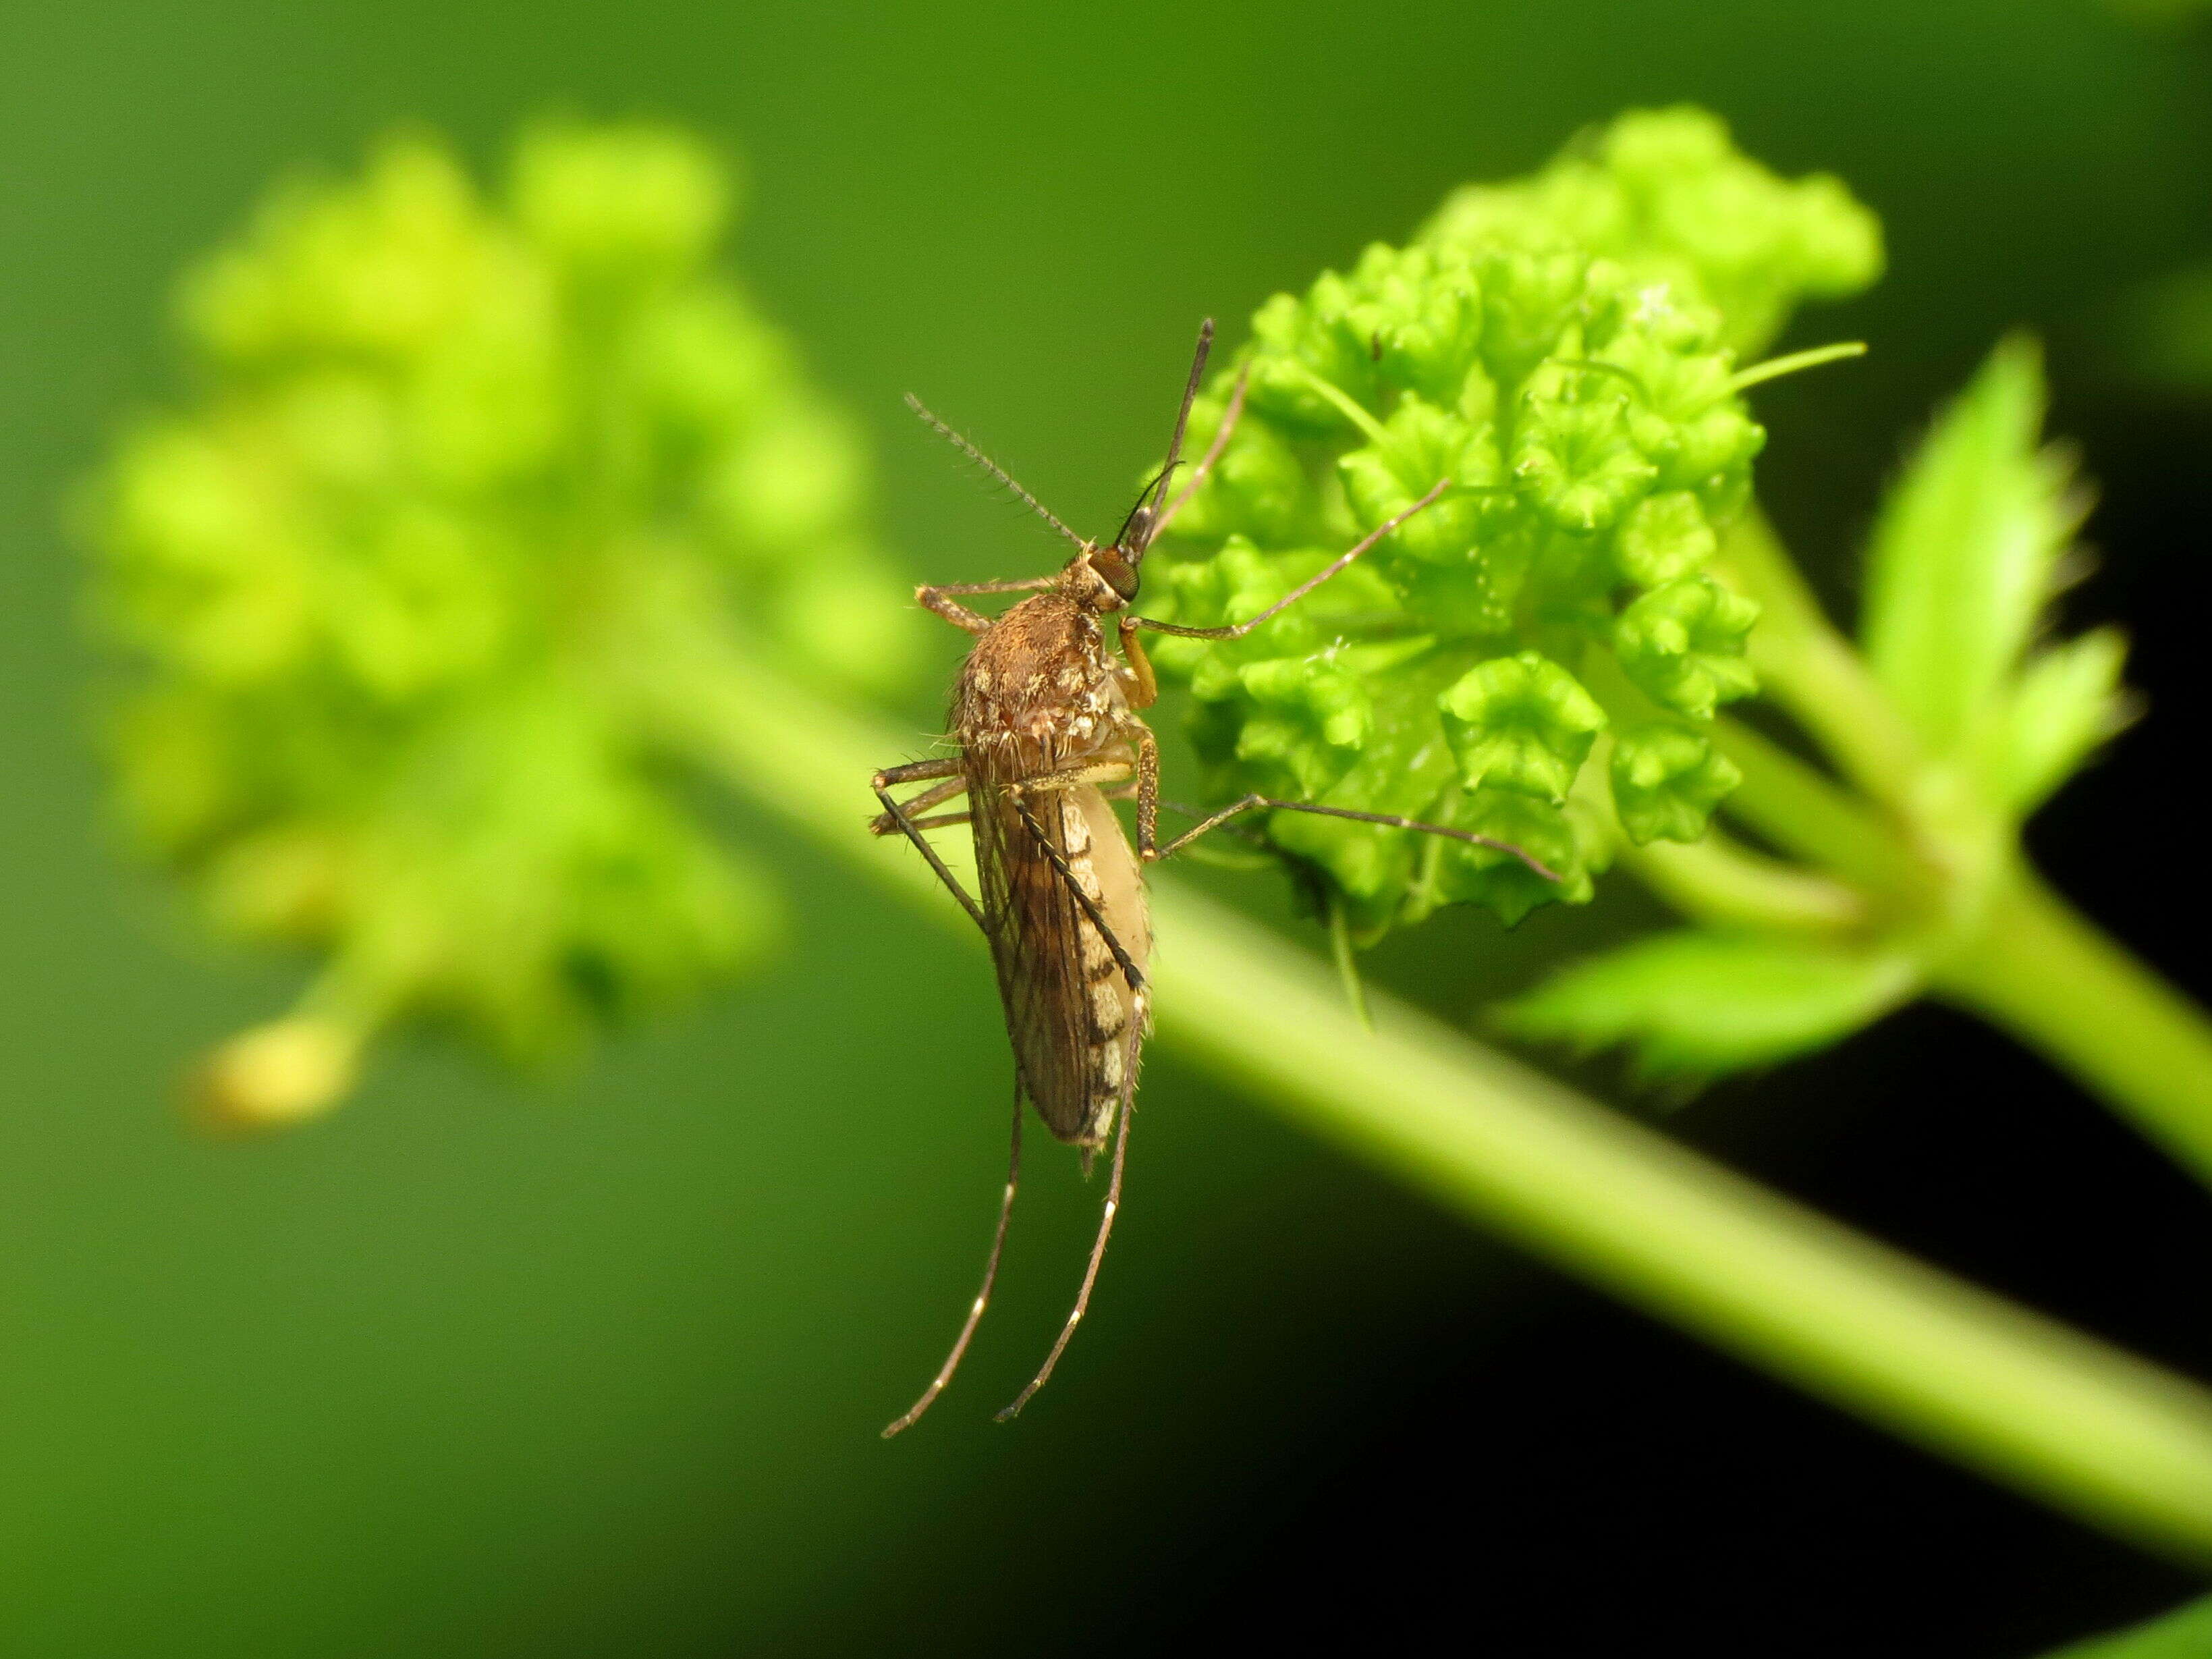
[971,772,1108,1146]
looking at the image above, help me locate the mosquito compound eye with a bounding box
[1093,550,1139,604]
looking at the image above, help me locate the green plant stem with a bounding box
[1710,715,1937,906]
[1709,504,2212,1187]
[1325,894,1375,1029]
[1935,864,2212,1188]
[1676,717,2212,1182]
[1727,339,1867,393]
[2040,1594,2212,1658]
[1715,510,1925,807]
[632,630,2212,1564]
[1621,833,1865,934]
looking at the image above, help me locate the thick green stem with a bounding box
[2041,1594,2212,1658]
[631,629,2212,1563]
[1935,865,2212,1189]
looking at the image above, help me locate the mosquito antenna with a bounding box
[882,1082,1025,1437]
[1150,363,1248,547]
[1119,317,1214,559]
[906,393,1088,551]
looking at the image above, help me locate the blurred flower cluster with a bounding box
[84,122,918,1120]
[1146,109,1881,931]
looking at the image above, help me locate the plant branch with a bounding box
[1620,833,1866,934]
[1714,508,1925,807]
[1934,863,2212,1189]
[630,627,2212,1564]
[1709,715,1937,907]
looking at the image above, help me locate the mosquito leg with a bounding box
[930,578,1060,595]
[873,766,989,934]
[1116,618,1158,711]
[868,772,969,835]
[996,1064,1132,1422]
[916,578,1053,635]
[1150,794,1561,883]
[877,757,963,785]
[1005,761,1132,798]
[883,1082,1025,1438]
[1125,722,1163,859]
[903,812,972,832]
[1006,794,1149,1002]
[1132,477,1451,641]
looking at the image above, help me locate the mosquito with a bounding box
[872,319,1556,1434]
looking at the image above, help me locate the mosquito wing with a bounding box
[970,772,1146,1149]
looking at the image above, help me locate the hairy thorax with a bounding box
[953,591,1131,775]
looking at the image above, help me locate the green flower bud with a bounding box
[1614,577,1761,717]
[1511,371,1659,533]
[1439,652,1607,801]
[1609,724,1744,844]
[1615,491,1718,588]
[1427,106,1883,356]
[1150,109,1872,936]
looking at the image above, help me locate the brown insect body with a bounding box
[956,583,1151,1150]
[873,320,1551,1433]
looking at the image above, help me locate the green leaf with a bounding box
[1609,724,1742,844]
[1860,335,2085,758]
[1500,931,1918,1073]
[1438,651,1606,800]
[1614,576,1759,717]
[1993,627,2136,811]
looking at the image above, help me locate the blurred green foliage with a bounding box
[1144,109,1881,932]
[83,121,919,1119]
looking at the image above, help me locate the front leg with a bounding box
[917,576,1055,635]
[1116,618,1157,711]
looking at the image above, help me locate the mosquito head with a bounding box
[1060,543,1138,612]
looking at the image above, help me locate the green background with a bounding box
[3,2,2208,1652]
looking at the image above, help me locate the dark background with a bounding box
[4,2,2211,1653]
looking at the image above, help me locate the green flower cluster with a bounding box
[1145,109,1881,931]
[85,123,918,1120]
